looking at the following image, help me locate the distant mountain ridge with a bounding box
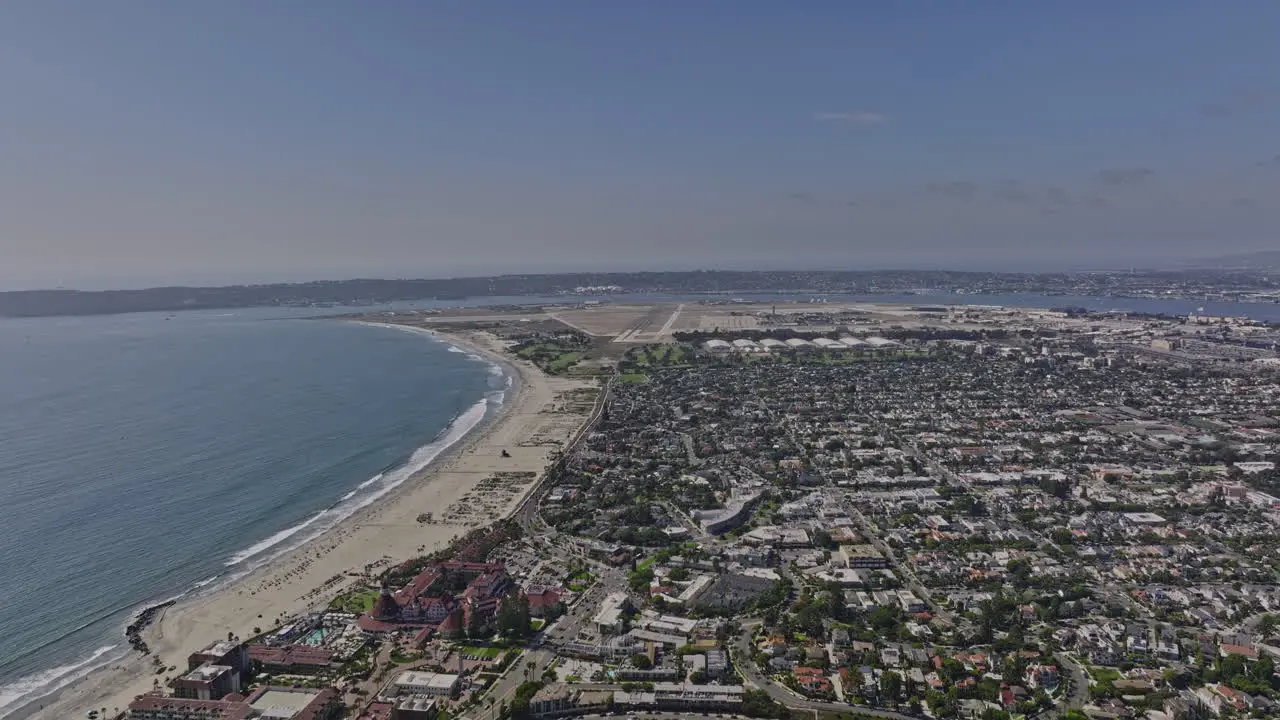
[1177,250,1280,271]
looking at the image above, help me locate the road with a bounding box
[841,500,957,626]
[751,394,953,626]
[1053,653,1090,716]
[512,376,613,534]
[659,498,707,539]
[468,565,624,720]
[466,375,617,720]
[472,648,554,720]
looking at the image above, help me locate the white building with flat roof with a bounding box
[594,592,632,634]
[249,688,329,718]
[1122,512,1168,526]
[393,671,461,698]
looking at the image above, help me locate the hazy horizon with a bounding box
[7,253,1275,294]
[4,2,1279,290]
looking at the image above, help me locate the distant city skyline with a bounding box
[3,2,1279,290]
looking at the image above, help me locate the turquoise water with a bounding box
[0,308,506,716]
[300,630,327,646]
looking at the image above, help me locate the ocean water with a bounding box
[0,309,507,717]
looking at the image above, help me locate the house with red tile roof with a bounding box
[793,666,832,694]
[1220,642,1259,660]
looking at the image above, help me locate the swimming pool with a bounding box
[299,629,327,646]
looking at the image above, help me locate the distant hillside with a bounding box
[1,268,1274,317]
[0,271,977,317]
[1179,250,1280,271]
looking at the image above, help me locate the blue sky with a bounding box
[2,2,1279,288]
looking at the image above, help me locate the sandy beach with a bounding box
[23,328,598,720]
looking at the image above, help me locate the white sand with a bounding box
[25,329,597,720]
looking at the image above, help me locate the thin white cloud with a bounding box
[814,111,887,126]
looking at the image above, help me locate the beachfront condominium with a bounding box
[173,640,252,700]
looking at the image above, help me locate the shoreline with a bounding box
[14,326,594,720]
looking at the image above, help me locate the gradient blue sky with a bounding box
[2,2,1279,288]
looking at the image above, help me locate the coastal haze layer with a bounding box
[16,317,597,720]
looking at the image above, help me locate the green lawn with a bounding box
[513,342,591,375]
[617,372,649,384]
[530,618,546,631]
[567,569,595,591]
[515,342,561,359]
[460,645,503,659]
[328,589,380,614]
[547,352,586,373]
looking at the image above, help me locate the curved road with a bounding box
[731,622,920,720]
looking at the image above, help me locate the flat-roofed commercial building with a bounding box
[393,671,461,698]
[840,544,889,569]
[248,687,343,719]
[172,664,238,701]
[614,683,746,712]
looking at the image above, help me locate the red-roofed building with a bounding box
[247,644,335,675]
[437,607,465,639]
[361,561,509,635]
[357,615,402,635]
[999,684,1016,708]
[1215,684,1250,711]
[793,666,832,694]
[129,687,343,720]
[411,626,435,647]
[526,585,561,617]
[1220,643,1259,660]
[1025,664,1059,690]
[127,693,253,720]
[372,586,401,621]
